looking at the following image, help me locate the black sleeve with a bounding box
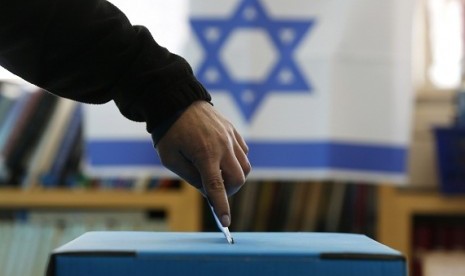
[0,0,211,135]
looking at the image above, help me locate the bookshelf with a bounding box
[0,83,203,232]
[377,185,465,261]
[0,181,202,231]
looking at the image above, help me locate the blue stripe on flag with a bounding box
[86,140,160,166]
[248,142,406,173]
[86,140,406,173]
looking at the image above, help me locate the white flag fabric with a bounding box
[84,0,414,184]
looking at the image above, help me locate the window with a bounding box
[415,0,464,91]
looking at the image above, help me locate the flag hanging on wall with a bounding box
[84,0,414,184]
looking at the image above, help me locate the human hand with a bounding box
[156,101,251,227]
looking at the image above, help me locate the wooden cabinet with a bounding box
[377,185,465,261]
[0,182,202,231]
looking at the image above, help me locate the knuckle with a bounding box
[223,173,246,196]
[204,177,225,193]
[243,161,252,176]
[231,174,246,187]
[191,143,216,164]
[220,134,233,149]
[244,144,250,154]
[225,181,245,196]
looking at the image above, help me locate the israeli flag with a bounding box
[85,0,414,184]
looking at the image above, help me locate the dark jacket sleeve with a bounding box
[0,0,211,138]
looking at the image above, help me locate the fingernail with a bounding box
[221,214,230,227]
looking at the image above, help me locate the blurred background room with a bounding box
[1,0,465,275]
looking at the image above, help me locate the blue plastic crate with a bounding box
[434,127,465,194]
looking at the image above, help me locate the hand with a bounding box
[156,101,251,227]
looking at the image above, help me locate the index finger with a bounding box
[196,162,231,227]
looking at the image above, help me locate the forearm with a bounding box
[0,0,210,132]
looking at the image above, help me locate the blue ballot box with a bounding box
[46,232,406,276]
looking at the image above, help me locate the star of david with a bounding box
[190,0,315,121]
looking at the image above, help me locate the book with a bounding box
[1,90,42,164]
[0,91,29,152]
[3,90,58,184]
[351,184,375,235]
[324,182,347,232]
[0,86,16,128]
[267,181,293,231]
[21,98,77,188]
[12,92,58,179]
[58,126,83,187]
[234,180,261,231]
[339,183,356,233]
[301,182,324,231]
[0,92,29,182]
[40,104,82,187]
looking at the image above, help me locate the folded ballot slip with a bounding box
[207,199,234,244]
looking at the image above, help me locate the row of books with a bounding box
[412,215,465,276]
[50,173,181,191]
[0,210,168,276]
[0,81,82,188]
[0,81,181,190]
[207,181,377,236]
